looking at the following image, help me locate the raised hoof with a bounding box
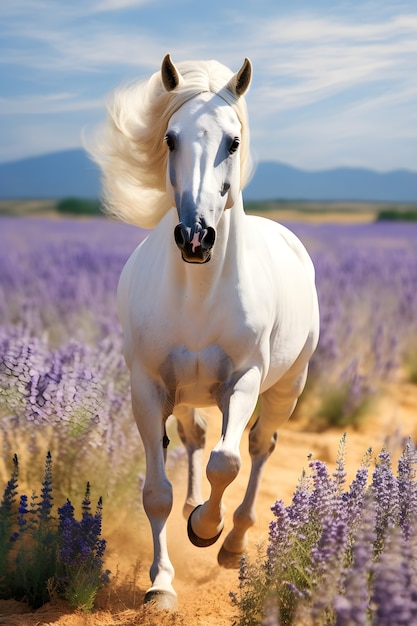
[144,589,178,611]
[217,546,244,569]
[187,504,224,548]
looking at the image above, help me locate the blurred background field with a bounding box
[1,197,417,220]
[2,204,417,502]
[2,200,417,504]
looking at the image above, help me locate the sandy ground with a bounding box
[1,380,416,626]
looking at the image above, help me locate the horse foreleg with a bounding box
[187,368,261,547]
[218,363,309,568]
[175,407,207,519]
[131,373,177,610]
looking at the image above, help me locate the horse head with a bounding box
[161,54,252,263]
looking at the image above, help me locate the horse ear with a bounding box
[161,54,182,91]
[227,58,252,97]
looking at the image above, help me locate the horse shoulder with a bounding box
[243,215,319,372]
[245,214,316,280]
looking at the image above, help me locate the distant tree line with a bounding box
[376,207,417,221]
[56,197,102,216]
[55,197,417,220]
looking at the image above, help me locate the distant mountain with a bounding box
[0,149,416,203]
[0,149,100,199]
[243,161,417,203]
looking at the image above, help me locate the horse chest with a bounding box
[158,343,234,406]
[128,288,263,405]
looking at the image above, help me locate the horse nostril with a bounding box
[202,227,216,249]
[174,224,186,248]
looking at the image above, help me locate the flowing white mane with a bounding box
[92,59,252,228]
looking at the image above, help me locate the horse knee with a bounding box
[143,478,173,520]
[206,449,241,489]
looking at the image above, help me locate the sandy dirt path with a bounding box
[1,382,416,625]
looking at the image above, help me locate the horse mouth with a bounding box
[180,250,212,264]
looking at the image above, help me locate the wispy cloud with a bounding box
[0,93,102,116]
[231,10,417,168]
[91,0,152,12]
[246,12,417,101]
[0,0,153,19]
[1,1,416,169]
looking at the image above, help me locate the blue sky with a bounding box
[1,0,416,171]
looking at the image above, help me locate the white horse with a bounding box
[94,54,319,610]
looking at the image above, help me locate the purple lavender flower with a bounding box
[38,451,53,523]
[332,434,347,490]
[334,494,376,626]
[235,433,417,626]
[82,482,92,517]
[268,500,291,566]
[311,513,348,575]
[1,455,20,560]
[372,448,400,555]
[397,439,417,541]
[308,511,349,622]
[0,454,18,512]
[57,485,107,574]
[286,470,311,531]
[308,458,340,523]
[17,494,29,533]
[372,526,417,625]
[342,448,372,530]
[57,499,77,567]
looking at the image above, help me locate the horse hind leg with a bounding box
[216,420,278,569]
[218,364,309,569]
[175,407,207,519]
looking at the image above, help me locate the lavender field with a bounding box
[1,214,417,623]
[1,215,417,501]
[0,217,149,516]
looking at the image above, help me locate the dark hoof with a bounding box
[217,546,244,569]
[144,588,178,610]
[187,504,223,548]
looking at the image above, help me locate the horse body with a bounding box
[96,55,319,609]
[119,207,317,405]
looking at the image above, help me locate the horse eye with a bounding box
[165,133,176,152]
[229,137,240,154]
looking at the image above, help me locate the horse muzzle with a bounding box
[174,223,216,263]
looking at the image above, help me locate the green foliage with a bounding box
[0,453,57,607]
[56,485,109,611]
[0,452,109,610]
[56,197,102,215]
[315,383,370,429]
[404,338,417,384]
[408,361,417,385]
[0,453,19,593]
[376,207,417,221]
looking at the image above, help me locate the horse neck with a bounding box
[213,194,246,264]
